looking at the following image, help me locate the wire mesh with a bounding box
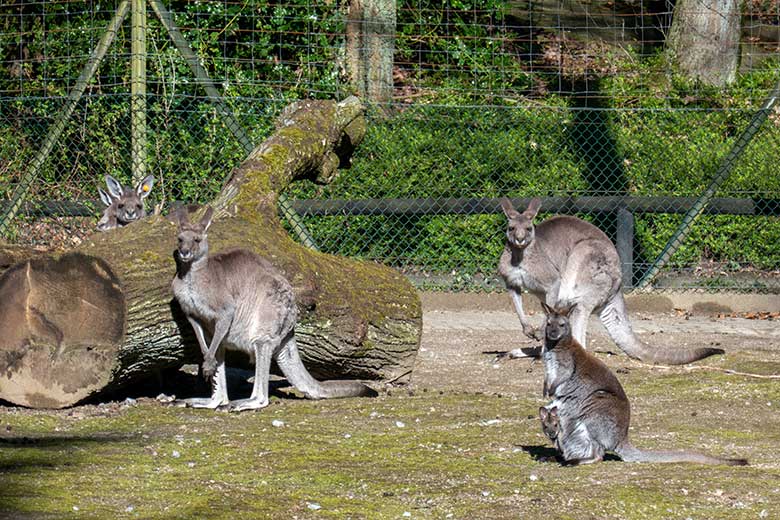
[1,0,778,291]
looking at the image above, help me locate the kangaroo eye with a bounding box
[136,204,142,210]
[194,237,202,243]
[118,203,125,209]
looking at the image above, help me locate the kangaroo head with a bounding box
[541,302,573,343]
[176,206,214,264]
[539,405,560,441]
[105,175,155,225]
[500,197,541,249]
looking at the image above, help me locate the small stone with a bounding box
[307,502,321,510]
[395,421,405,428]
[529,474,539,481]
[73,506,79,511]
[171,450,181,458]
[187,462,196,468]
[402,513,411,518]
[156,393,175,403]
[760,510,769,518]
[125,506,134,513]
[272,420,285,428]
[481,490,490,497]
[344,433,351,439]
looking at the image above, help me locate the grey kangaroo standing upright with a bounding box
[497,197,723,365]
[101,174,155,229]
[171,206,377,412]
[539,303,747,466]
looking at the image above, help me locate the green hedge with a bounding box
[1,2,778,281]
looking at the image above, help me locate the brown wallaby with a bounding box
[497,197,723,365]
[170,206,377,412]
[539,303,747,466]
[101,174,155,229]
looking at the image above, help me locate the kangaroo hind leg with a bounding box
[228,335,279,412]
[560,422,604,465]
[177,348,229,409]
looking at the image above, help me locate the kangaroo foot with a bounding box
[174,396,228,409]
[507,346,542,359]
[228,397,270,412]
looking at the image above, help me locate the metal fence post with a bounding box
[615,205,634,288]
[131,0,148,184]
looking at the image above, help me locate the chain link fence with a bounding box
[1,1,779,291]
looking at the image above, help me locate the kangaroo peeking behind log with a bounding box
[539,303,747,466]
[497,197,723,365]
[96,175,155,231]
[170,206,378,411]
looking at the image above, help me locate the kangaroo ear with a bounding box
[175,206,191,228]
[98,188,114,207]
[540,301,554,315]
[539,406,549,421]
[524,198,542,219]
[136,175,155,199]
[559,304,574,317]
[549,406,558,417]
[105,175,124,198]
[200,206,214,231]
[499,197,520,219]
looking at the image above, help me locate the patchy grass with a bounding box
[1,307,780,519]
[0,380,777,520]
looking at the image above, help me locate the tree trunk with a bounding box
[345,0,396,103]
[666,0,741,87]
[0,96,422,409]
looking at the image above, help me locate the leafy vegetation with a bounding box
[0,1,778,284]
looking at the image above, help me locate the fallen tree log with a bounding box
[0,96,422,408]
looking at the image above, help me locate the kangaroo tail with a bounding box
[615,442,748,466]
[599,292,724,365]
[275,335,378,399]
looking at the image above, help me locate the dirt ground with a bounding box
[413,292,780,395]
[0,292,779,519]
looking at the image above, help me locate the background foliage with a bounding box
[1,0,778,289]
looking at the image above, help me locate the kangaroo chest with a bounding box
[499,248,551,295]
[542,349,576,398]
[172,277,221,326]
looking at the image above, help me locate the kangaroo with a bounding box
[497,197,724,365]
[103,174,155,227]
[96,187,118,232]
[539,303,747,466]
[170,206,378,411]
